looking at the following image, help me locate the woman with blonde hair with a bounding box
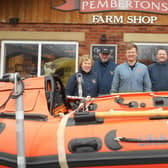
[66,55,98,97]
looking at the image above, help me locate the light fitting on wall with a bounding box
[1,19,7,23]
[9,17,19,25]
[100,34,107,42]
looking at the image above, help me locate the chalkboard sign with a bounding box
[90,44,117,63]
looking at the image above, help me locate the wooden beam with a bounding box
[0,31,85,41]
[124,33,168,43]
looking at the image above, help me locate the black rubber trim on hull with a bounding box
[0,112,48,121]
[1,150,168,168]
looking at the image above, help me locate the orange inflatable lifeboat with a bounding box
[1,74,168,168]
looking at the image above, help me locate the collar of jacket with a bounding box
[79,68,92,74]
[156,61,168,66]
[125,61,138,67]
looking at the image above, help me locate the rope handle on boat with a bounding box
[57,96,92,168]
[114,137,168,143]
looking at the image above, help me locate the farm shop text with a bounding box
[92,15,158,24]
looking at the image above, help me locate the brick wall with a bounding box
[0,23,168,64]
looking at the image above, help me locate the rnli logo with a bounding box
[138,135,167,146]
[137,68,142,73]
[110,71,114,75]
[92,79,96,84]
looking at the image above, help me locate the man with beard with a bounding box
[148,48,168,91]
[93,48,117,95]
[111,43,151,93]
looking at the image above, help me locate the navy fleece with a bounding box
[148,61,168,91]
[93,59,117,95]
[66,70,98,97]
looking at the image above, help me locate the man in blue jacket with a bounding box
[148,48,168,91]
[93,48,117,95]
[111,43,151,93]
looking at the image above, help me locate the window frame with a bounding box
[0,40,79,77]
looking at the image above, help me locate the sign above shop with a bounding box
[92,15,158,24]
[53,0,168,14]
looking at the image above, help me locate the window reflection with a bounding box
[136,43,168,65]
[42,44,76,85]
[5,44,38,77]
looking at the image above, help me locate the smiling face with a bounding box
[81,59,92,73]
[126,47,138,62]
[156,49,168,63]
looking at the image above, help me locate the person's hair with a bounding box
[156,48,168,55]
[79,55,93,68]
[126,43,138,52]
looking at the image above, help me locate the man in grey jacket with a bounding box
[111,43,151,93]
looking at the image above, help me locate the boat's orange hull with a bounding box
[1,76,168,167]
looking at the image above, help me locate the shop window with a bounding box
[42,44,77,84]
[1,41,78,85]
[135,43,168,65]
[4,43,38,77]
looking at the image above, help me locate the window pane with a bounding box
[136,43,168,65]
[5,43,38,77]
[42,44,76,85]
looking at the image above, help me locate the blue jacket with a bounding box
[93,59,117,95]
[66,70,98,97]
[111,62,151,93]
[148,61,168,91]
